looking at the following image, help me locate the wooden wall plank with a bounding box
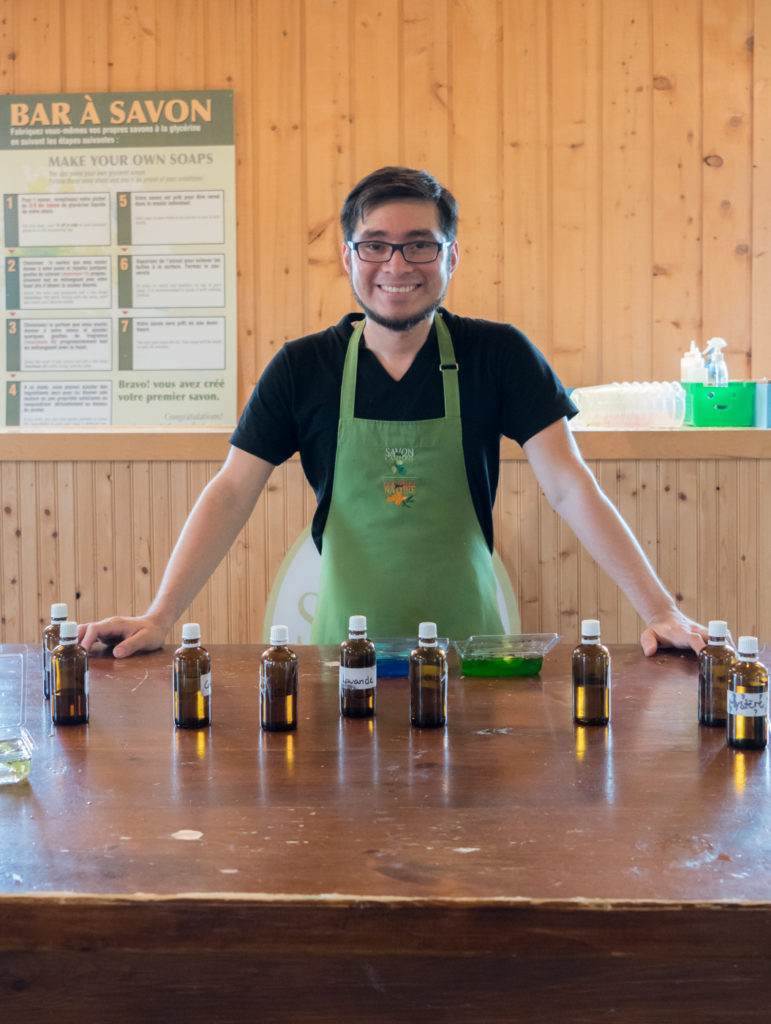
[651,0,703,379]
[751,0,771,378]
[55,463,77,622]
[109,0,157,90]
[601,0,653,383]
[702,0,753,376]
[402,0,450,175]
[501,0,550,358]
[61,0,110,92]
[1,465,21,640]
[94,463,116,622]
[449,0,502,320]
[74,463,96,625]
[12,0,61,92]
[156,0,205,90]
[35,462,60,628]
[549,0,601,384]
[304,0,352,336]
[112,461,136,622]
[349,0,402,176]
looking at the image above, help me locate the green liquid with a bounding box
[461,656,543,677]
[0,738,32,785]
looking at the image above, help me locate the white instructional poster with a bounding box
[1,90,237,427]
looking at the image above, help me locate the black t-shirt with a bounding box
[230,308,577,552]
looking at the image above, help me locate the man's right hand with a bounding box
[79,616,169,659]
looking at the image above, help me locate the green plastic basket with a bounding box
[682,382,756,427]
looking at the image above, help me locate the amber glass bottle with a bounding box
[572,619,610,726]
[409,621,447,728]
[42,602,68,699]
[51,620,89,726]
[727,636,768,751]
[260,624,298,732]
[173,623,211,729]
[698,620,734,726]
[339,615,376,718]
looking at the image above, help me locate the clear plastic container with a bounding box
[0,649,33,785]
[569,382,686,429]
[455,634,561,677]
[373,636,451,677]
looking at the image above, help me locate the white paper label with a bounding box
[339,665,376,692]
[727,689,768,717]
[201,671,211,698]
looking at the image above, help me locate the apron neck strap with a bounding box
[340,313,459,419]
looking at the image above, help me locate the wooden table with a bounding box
[2,642,771,1022]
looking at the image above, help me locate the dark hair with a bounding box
[340,166,458,242]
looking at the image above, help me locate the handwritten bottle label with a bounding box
[339,665,376,691]
[727,690,768,717]
[201,671,211,698]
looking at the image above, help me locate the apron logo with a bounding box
[385,446,414,475]
[384,479,416,507]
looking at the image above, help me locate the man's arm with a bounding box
[522,419,708,655]
[80,446,275,658]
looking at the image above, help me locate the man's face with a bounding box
[342,199,459,333]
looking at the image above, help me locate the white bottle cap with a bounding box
[270,624,289,645]
[418,621,438,641]
[581,619,601,637]
[737,636,759,658]
[349,615,367,633]
[182,622,201,641]
[51,603,68,618]
[60,621,78,641]
[708,620,728,639]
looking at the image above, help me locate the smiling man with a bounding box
[81,166,707,656]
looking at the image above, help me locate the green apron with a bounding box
[310,314,505,643]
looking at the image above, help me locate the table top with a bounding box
[2,641,769,904]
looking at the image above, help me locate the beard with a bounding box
[349,283,447,333]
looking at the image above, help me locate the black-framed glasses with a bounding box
[348,239,446,264]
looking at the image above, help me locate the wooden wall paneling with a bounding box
[1,465,20,641]
[245,479,270,644]
[495,459,522,627]
[155,0,205,90]
[130,461,154,623]
[695,458,719,624]
[736,458,758,636]
[202,0,236,88]
[702,0,753,373]
[515,465,541,632]
[94,461,116,623]
[186,461,213,637]
[35,462,59,629]
[751,0,771,378]
[304,0,352,336]
[617,459,643,642]
[0,0,12,92]
[74,462,96,626]
[61,0,110,92]
[254,0,305,367]
[716,457,739,630]
[166,461,194,641]
[110,460,135,623]
[596,461,622,641]
[109,0,158,90]
[549,0,601,386]
[55,462,77,626]
[19,462,40,642]
[349,0,402,177]
[556,499,580,645]
[651,0,703,379]
[601,0,653,383]
[206,460,233,643]
[501,0,550,358]
[449,0,502,320]
[233,0,258,411]
[758,461,771,639]
[656,456,680,625]
[536,460,560,634]
[12,0,61,92]
[401,0,450,176]
[149,461,171,614]
[675,458,699,622]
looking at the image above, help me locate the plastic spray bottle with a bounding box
[703,338,729,386]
